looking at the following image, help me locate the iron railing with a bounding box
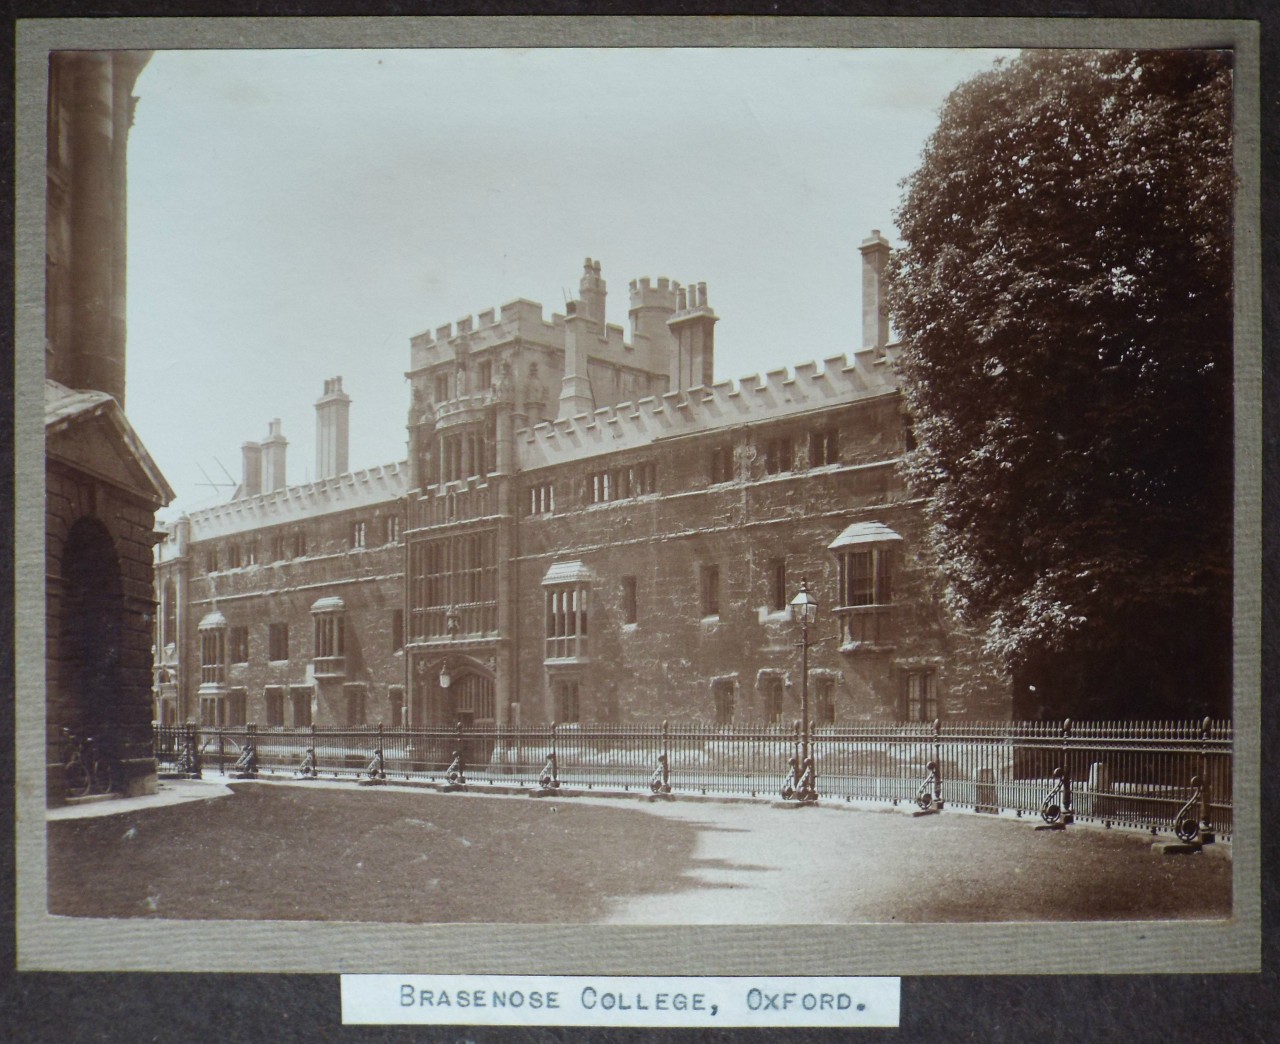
[154,717,1233,839]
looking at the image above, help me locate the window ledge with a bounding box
[312,656,346,677]
[839,641,896,655]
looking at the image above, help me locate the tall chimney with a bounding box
[260,419,288,493]
[558,302,596,419]
[859,229,891,349]
[240,441,262,498]
[579,257,606,328]
[315,375,351,480]
[666,280,717,396]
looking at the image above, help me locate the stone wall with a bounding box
[179,501,406,729]
[512,395,1010,725]
[46,460,160,798]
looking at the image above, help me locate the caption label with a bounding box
[341,975,899,1027]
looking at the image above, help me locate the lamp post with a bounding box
[789,577,818,802]
[440,605,460,702]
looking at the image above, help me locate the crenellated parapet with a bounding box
[185,460,410,542]
[517,345,901,471]
[408,298,565,375]
[628,275,677,311]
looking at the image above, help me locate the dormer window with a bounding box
[311,596,346,677]
[198,610,228,688]
[543,561,592,662]
[829,522,902,650]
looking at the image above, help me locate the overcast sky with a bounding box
[125,47,1015,518]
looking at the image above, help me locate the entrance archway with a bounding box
[60,516,124,732]
[412,652,496,726]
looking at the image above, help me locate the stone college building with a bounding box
[46,51,174,798]
[155,233,1011,731]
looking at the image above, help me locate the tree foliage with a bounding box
[886,50,1234,715]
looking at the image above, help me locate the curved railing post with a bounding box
[1198,717,1216,844]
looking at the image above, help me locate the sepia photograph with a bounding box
[16,17,1260,979]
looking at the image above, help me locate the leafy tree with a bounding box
[885,50,1234,718]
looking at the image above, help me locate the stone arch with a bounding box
[420,653,496,726]
[59,515,124,732]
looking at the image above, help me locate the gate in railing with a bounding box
[155,717,1233,839]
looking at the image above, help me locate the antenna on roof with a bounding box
[193,460,236,493]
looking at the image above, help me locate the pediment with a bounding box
[46,385,173,506]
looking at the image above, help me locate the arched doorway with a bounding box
[59,516,124,733]
[451,671,496,727]
[412,653,496,726]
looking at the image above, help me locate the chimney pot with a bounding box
[316,375,351,480]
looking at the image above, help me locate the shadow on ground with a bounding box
[47,783,1233,925]
[48,784,706,923]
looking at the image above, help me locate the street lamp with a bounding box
[440,605,461,699]
[789,577,819,802]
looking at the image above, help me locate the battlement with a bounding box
[409,298,564,373]
[517,344,901,471]
[184,460,410,542]
[629,276,677,310]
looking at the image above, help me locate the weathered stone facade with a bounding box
[161,233,1011,729]
[46,51,173,801]
[156,455,408,730]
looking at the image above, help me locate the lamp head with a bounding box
[789,576,818,625]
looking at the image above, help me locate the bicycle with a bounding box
[175,733,200,776]
[62,728,116,798]
[1173,776,1204,843]
[915,760,940,811]
[1040,767,1072,825]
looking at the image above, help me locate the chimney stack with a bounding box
[240,441,263,498]
[666,279,717,396]
[315,375,351,480]
[558,301,596,419]
[859,229,891,349]
[260,418,288,493]
[579,257,606,328]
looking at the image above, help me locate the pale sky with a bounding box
[125,47,1015,518]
